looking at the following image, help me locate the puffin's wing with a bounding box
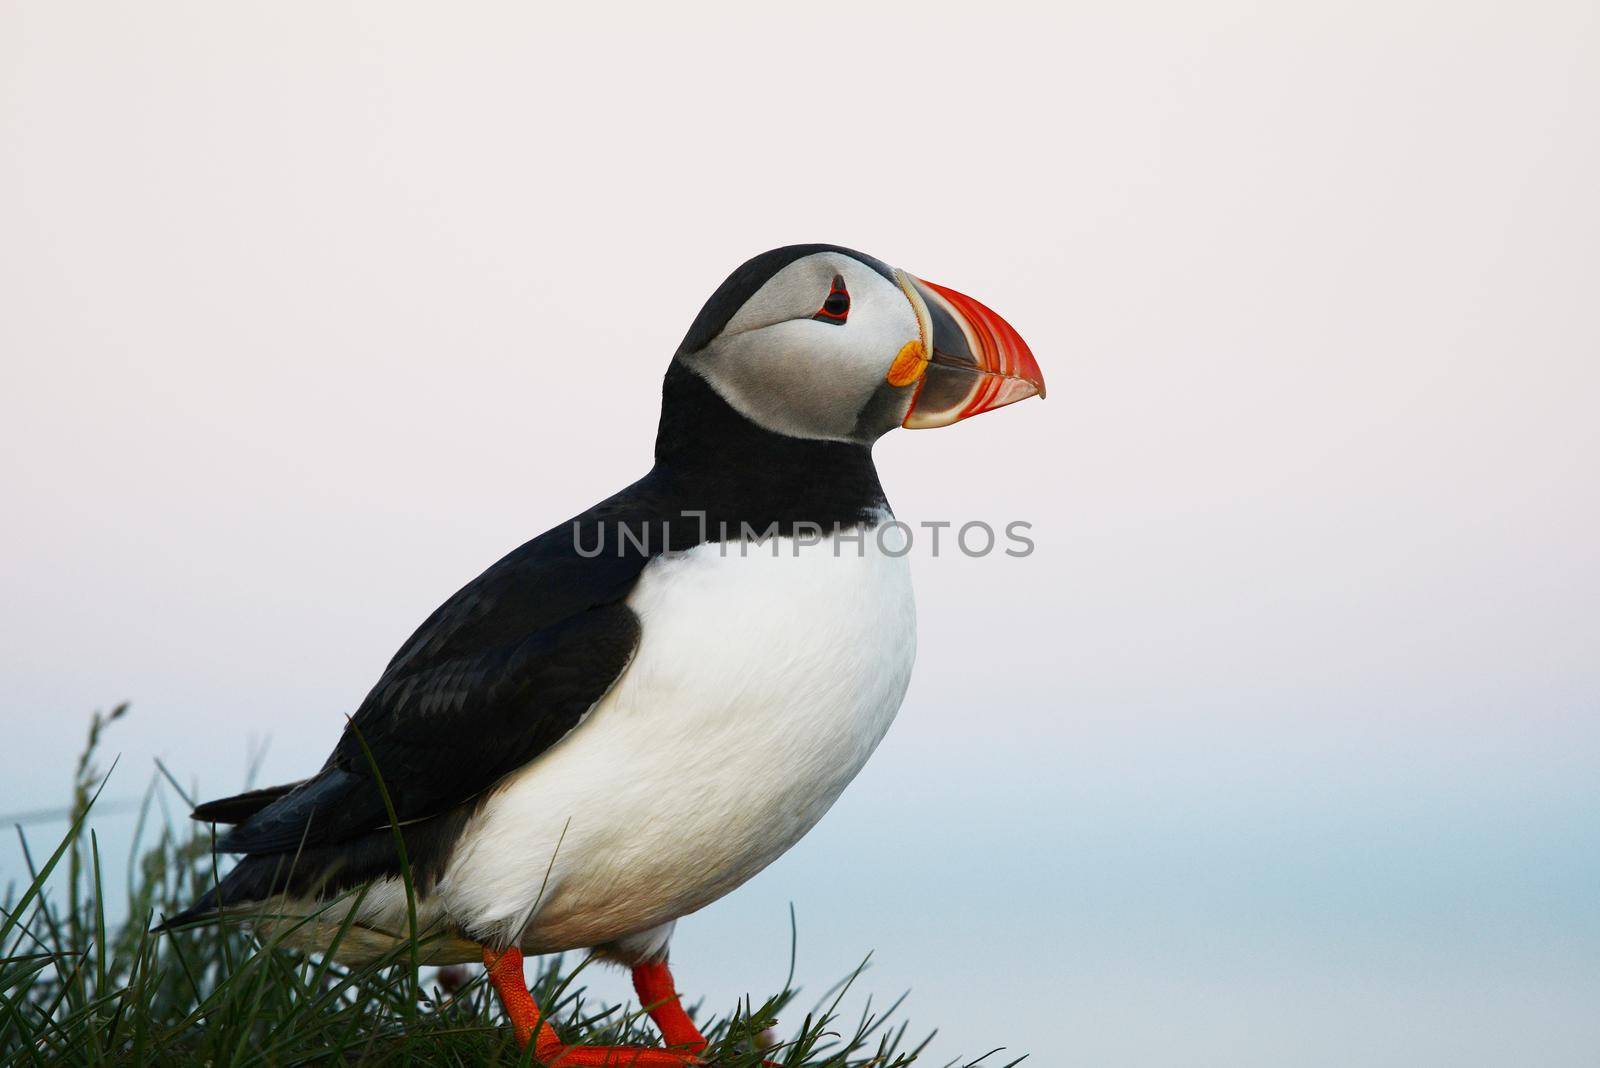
[209,489,658,856]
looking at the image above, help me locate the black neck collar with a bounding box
[648,362,888,531]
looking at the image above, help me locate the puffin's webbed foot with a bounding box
[483,947,712,1065]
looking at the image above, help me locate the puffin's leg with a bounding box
[482,946,561,1055]
[481,946,703,1066]
[631,961,708,1053]
[636,961,782,1068]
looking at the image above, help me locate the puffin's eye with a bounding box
[811,275,850,325]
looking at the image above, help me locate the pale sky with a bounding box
[3,3,1598,1065]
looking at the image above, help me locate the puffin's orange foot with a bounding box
[539,1046,787,1067]
[536,1046,701,1066]
[482,947,712,1067]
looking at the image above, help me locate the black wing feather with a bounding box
[205,484,660,859]
[190,781,303,824]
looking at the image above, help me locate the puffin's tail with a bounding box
[152,781,306,935]
[153,888,222,933]
[151,853,299,934]
[190,780,304,825]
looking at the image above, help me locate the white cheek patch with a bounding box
[687,256,920,442]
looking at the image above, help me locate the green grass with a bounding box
[1,709,1023,1066]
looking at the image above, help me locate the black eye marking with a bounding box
[811,274,850,324]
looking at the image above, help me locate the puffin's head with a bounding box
[672,244,1045,443]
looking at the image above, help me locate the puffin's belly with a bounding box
[437,527,916,951]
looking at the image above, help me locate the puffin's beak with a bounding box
[896,273,1046,429]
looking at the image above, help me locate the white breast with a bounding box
[435,522,917,953]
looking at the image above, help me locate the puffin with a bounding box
[164,244,1045,1065]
